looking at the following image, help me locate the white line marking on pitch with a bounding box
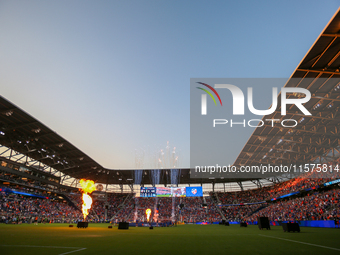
[259,234,340,251]
[0,245,87,255]
[59,247,87,255]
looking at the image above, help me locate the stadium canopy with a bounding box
[0,96,255,187]
[234,8,340,168]
[1,8,340,189]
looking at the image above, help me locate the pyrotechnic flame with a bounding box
[146,208,151,222]
[80,179,96,194]
[79,179,96,220]
[82,193,92,220]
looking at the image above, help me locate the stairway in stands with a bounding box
[60,193,80,211]
[247,205,268,218]
[110,193,135,222]
[210,192,226,221]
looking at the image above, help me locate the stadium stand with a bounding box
[1,169,339,225]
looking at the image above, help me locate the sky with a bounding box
[0,0,339,170]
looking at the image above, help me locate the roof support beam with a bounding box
[322,34,340,37]
[273,110,339,120]
[262,124,339,137]
[297,68,340,75]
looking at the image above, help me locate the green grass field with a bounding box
[0,223,340,255]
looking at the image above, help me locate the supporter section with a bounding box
[1,160,339,226]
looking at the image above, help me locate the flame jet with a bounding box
[146,208,151,222]
[79,179,96,220]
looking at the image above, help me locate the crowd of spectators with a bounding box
[70,192,132,221]
[179,197,205,222]
[265,172,336,200]
[248,188,340,222]
[115,197,134,222]
[1,167,339,224]
[205,196,222,222]
[107,196,220,223]
[157,197,174,221]
[0,188,83,224]
[222,204,265,222]
[216,188,270,204]
[216,170,339,205]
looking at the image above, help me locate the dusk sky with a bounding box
[1,0,339,169]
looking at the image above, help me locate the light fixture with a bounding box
[4,110,13,116]
[258,136,266,142]
[32,128,41,133]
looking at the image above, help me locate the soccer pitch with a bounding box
[0,224,339,255]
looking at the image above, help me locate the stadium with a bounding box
[1,2,340,255]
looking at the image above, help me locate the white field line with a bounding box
[0,245,87,255]
[259,234,340,251]
[59,248,87,255]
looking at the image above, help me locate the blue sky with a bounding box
[0,0,339,169]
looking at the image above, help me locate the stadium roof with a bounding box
[234,8,340,168]
[0,96,103,179]
[1,8,340,187]
[0,96,254,186]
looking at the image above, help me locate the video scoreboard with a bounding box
[140,186,203,197]
[140,187,156,197]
